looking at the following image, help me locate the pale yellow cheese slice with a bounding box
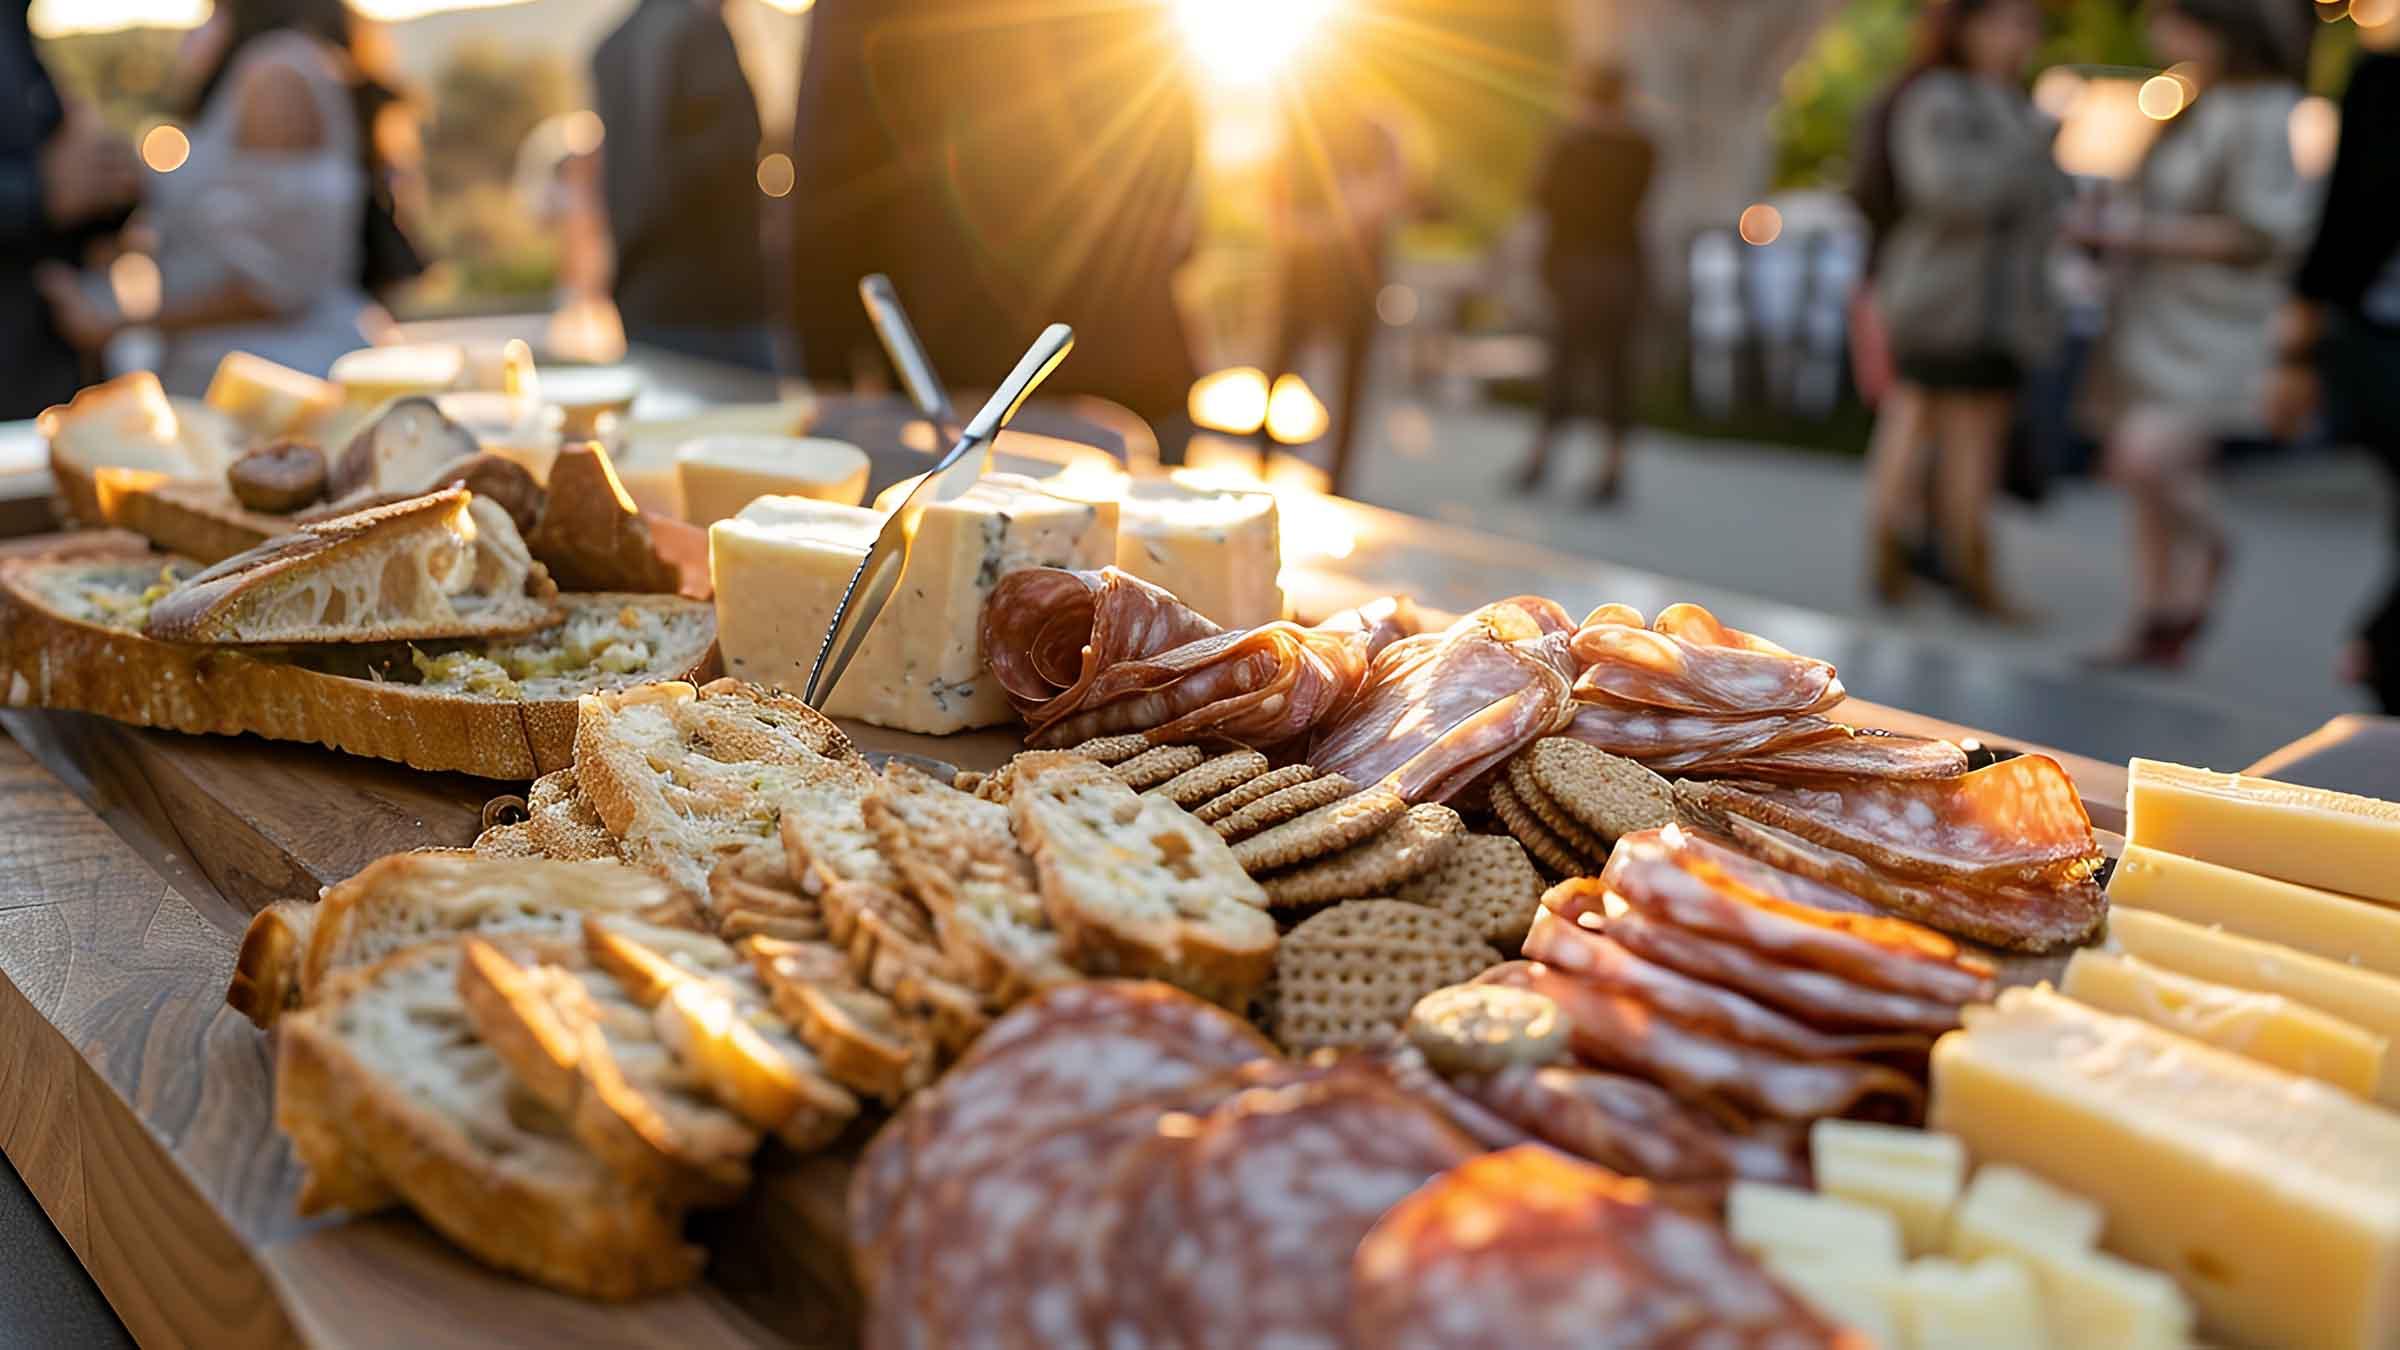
[1895,1257,2048,1350]
[1758,1252,1901,1348]
[2107,907,2400,1105]
[1809,1120,1965,1257]
[676,436,870,526]
[2126,759,2400,907]
[202,351,340,439]
[2062,947,2385,1099]
[1725,1182,1905,1273]
[1112,478,1285,629]
[1930,985,2400,1350]
[2108,843,2400,979]
[329,343,464,407]
[1948,1163,2105,1262]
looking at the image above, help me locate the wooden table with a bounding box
[0,500,2157,1347]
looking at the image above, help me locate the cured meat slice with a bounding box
[1600,912,1968,1035]
[1690,725,1969,782]
[1521,909,1930,1059]
[1569,603,1843,718]
[1026,621,1371,748]
[1721,814,2106,954]
[1559,698,1833,773]
[1361,1042,1537,1150]
[1314,594,1425,660]
[1349,1145,1851,1350]
[1480,962,1925,1121]
[1558,829,1997,1004]
[1456,1062,1736,1183]
[984,568,1221,725]
[1307,617,1575,803]
[1140,1073,1480,1350]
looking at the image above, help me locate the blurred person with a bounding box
[1,0,139,416]
[1514,64,1654,505]
[592,0,776,372]
[1267,82,1409,497]
[1860,0,2061,615]
[2267,20,2400,708]
[35,0,408,394]
[2077,0,2315,670]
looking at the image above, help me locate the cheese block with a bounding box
[677,436,869,525]
[2126,758,2400,907]
[1725,1182,1905,1274]
[609,400,818,517]
[2108,842,2400,979]
[202,352,341,439]
[1930,985,2400,1350]
[329,343,465,407]
[1896,1258,2047,1350]
[1809,1121,1966,1257]
[1948,1164,2105,1263]
[708,474,1115,733]
[1113,478,1284,628]
[2062,947,2386,1098]
[1758,1253,1902,1348]
[2107,906,2400,1105]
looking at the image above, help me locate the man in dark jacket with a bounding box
[0,1,138,418]
[591,0,777,371]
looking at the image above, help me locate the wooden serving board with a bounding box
[0,680,2129,1347]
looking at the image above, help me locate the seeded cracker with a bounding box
[1394,833,1545,949]
[1064,733,1154,764]
[1488,779,1599,879]
[1109,744,1208,790]
[1523,738,1679,845]
[1195,763,1320,823]
[1214,773,1360,843]
[1504,755,1613,861]
[1148,749,1271,808]
[1271,900,1501,1053]
[1232,785,1405,871]
[1261,804,1466,907]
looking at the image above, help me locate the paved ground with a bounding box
[1331,378,2390,758]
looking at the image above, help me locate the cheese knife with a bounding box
[859,273,961,442]
[802,322,1076,709]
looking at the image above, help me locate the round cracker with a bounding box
[1230,784,1401,871]
[1524,738,1679,845]
[1109,744,1208,791]
[1261,804,1465,907]
[1271,899,1500,1054]
[1146,750,1272,809]
[1394,833,1544,949]
[1504,755,1612,860]
[1064,733,1157,765]
[1195,764,1320,824]
[1488,780,1600,880]
[1213,773,1358,842]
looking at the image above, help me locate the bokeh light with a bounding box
[2032,67,2085,120]
[1265,374,1331,445]
[756,152,796,198]
[1173,0,1339,87]
[108,252,162,322]
[139,124,189,173]
[1738,204,1783,247]
[561,110,604,157]
[2289,96,2341,178]
[1189,367,1272,435]
[2138,74,2189,121]
[1376,283,1420,327]
[2355,0,2398,25]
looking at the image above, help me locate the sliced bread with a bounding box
[743,935,938,1105]
[226,898,317,1027]
[705,843,824,943]
[276,941,704,1299]
[144,488,557,644]
[862,762,1077,1006]
[1007,753,1276,1007]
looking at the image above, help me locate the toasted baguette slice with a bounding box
[1008,754,1276,1007]
[584,915,860,1149]
[506,768,622,864]
[706,843,826,942]
[456,939,760,1201]
[276,941,704,1299]
[862,762,1077,1006]
[144,487,558,644]
[743,936,937,1104]
[0,551,720,778]
[226,898,318,1027]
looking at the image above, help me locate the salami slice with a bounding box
[983,568,1222,727]
[1599,913,1968,1035]
[1559,698,1832,773]
[1030,622,1371,748]
[1456,1062,1735,1183]
[1569,618,1843,718]
[1689,725,1969,782]
[1307,619,1575,804]
[1349,1145,1851,1350]
[1360,1042,1536,1150]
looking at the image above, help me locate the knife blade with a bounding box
[859,274,961,440]
[801,322,1076,709]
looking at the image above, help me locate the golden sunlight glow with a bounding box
[2032,67,2085,119]
[1189,367,1272,435]
[1737,204,1783,247]
[1264,374,1331,445]
[140,125,190,174]
[2289,96,2341,178]
[350,0,528,21]
[109,253,163,323]
[757,153,797,198]
[1172,0,1340,87]
[29,0,205,36]
[561,110,605,158]
[2138,73,2189,121]
[2355,0,2399,26]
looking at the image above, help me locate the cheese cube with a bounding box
[1810,1121,1966,1256]
[1759,1252,1902,1348]
[2126,758,2400,907]
[709,475,1114,734]
[2108,843,2400,979]
[1930,985,2400,1350]
[1112,479,1283,628]
[2108,907,2400,1105]
[1946,1210,2194,1350]
[1726,1183,1905,1273]
[1896,1258,2048,1350]
[2062,948,2385,1098]
[1948,1164,2104,1262]
[330,343,464,407]
[202,352,340,438]
[677,435,870,526]
[611,401,819,517]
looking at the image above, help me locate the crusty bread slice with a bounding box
[144,487,558,644]
[706,843,825,942]
[226,898,317,1027]
[583,914,860,1150]
[743,936,937,1105]
[862,763,1077,1006]
[518,769,622,864]
[0,551,720,778]
[1008,753,1276,1008]
[455,939,759,1201]
[276,940,704,1299]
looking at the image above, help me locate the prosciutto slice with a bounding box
[1306,607,1576,803]
[1568,603,1843,717]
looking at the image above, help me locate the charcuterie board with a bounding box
[0,643,2126,1348]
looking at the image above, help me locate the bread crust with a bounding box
[0,554,720,780]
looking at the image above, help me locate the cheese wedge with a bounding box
[709,475,1115,734]
[2125,759,2400,907]
[1948,1164,2105,1262]
[1726,1182,1905,1274]
[1809,1121,1966,1257]
[1758,1253,1901,1348]
[203,352,341,438]
[2108,843,2400,979]
[2062,947,2385,1098]
[1895,1258,2048,1350]
[676,436,870,526]
[2107,906,2400,1105]
[1930,985,2400,1350]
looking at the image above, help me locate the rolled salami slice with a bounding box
[984,568,1221,725]
[1568,602,1844,718]
[1028,621,1371,748]
[1597,913,1968,1034]
[1349,1145,1852,1350]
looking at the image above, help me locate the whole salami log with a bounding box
[1349,1145,1855,1350]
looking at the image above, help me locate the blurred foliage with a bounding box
[412,39,581,308]
[37,29,186,131]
